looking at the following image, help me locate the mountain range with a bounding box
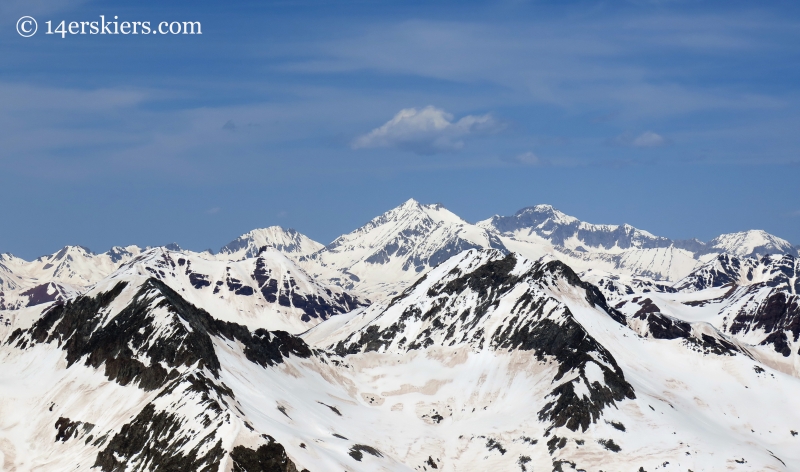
[1,199,799,471]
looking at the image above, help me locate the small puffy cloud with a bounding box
[609,130,669,148]
[352,106,498,155]
[631,131,667,148]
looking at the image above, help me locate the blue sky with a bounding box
[1,0,798,258]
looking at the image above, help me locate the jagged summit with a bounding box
[313,248,628,354]
[400,197,421,207]
[32,245,94,262]
[305,199,506,297]
[475,205,796,285]
[17,245,143,290]
[340,198,468,238]
[219,226,323,261]
[106,245,141,263]
[479,205,669,252]
[106,246,365,333]
[520,204,581,226]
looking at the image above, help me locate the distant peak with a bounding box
[516,204,566,217]
[53,245,94,258]
[741,229,769,237]
[514,204,577,224]
[219,225,323,257]
[258,225,294,232]
[711,229,785,243]
[386,198,436,217]
[709,229,794,257]
[400,198,422,208]
[242,226,298,238]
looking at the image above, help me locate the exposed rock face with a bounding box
[6,277,311,472]
[327,250,635,434]
[668,254,800,357]
[231,438,309,472]
[105,248,367,333]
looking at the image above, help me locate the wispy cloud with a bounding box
[509,151,549,166]
[632,131,667,148]
[280,14,789,119]
[609,131,669,148]
[352,106,498,155]
[498,151,595,168]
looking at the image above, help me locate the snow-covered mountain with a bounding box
[0,281,81,311]
[2,199,800,471]
[478,204,674,252]
[1,273,317,471]
[479,205,796,258]
[302,198,507,297]
[0,245,143,311]
[3,248,800,470]
[587,252,800,377]
[104,247,365,333]
[2,201,794,308]
[20,245,142,288]
[218,226,324,261]
[708,230,797,258]
[306,249,800,469]
[0,254,25,292]
[479,204,797,283]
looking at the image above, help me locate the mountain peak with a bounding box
[529,203,557,213]
[514,204,580,226]
[400,197,421,208]
[219,226,323,260]
[38,245,95,262]
[709,229,796,258]
[309,200,506,297]
[363,199,468,229]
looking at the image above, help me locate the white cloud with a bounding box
[352,106,497,154]
[632,131,667,147]
[609,130,668,148]
[514,151,544,166]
